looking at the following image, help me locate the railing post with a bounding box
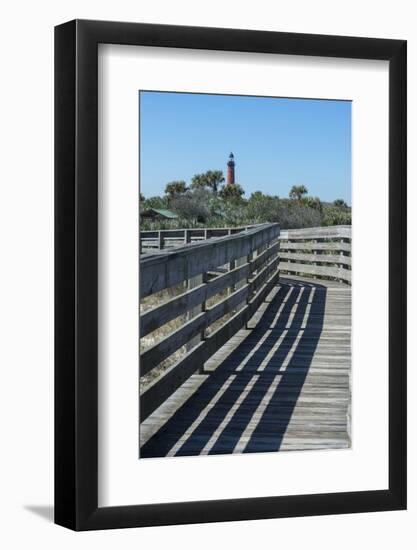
[277,232,281,282]
[233,255,247,292]
[158,230,164,250]
[227,229,236,294]
[186,271,207,374]
[245,251,254,329]
[339,236,350,283]
[312,239,318,279]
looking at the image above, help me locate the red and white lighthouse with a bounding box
[227,152,235,185]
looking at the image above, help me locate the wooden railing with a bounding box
[140,224,260,253]
[140,223,280,421]
[279,225,351,284]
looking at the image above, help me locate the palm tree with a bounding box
[165,180,187,197]
[190,170,225,195]
[218,183,245,202]
[289,185,308,200]
[333,198,348,208]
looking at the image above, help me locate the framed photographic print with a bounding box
[55,20,406,530]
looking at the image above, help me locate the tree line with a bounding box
[140,170,351,230]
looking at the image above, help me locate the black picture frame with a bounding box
[55,19,407,531]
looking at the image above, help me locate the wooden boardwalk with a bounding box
[140,275,351,458]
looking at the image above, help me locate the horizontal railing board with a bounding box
[140,261,251,337]
[140,225,262,250]
[279,261,351,282]
[140,284,250,375]
[140,224,260,238]
[140,312,206,376]
[140,340,207,421]
[204,284,249,327]
[250,242,280,273]
[280,225,351,240]
[280,241,351,253]
[163,237,190,242]
[280,251,351,267]
[140,223,280,298]
[158,230,186,238]
[140,266,280,420]
[250,255,280,295]
[279,225,352,283]
[140,225,266,255]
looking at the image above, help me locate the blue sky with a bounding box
[139,91,351,204]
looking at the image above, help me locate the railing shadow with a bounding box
[141,277,327,458]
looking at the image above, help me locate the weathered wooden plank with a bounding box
[141,224,260,240]
[140,307,251,420]
[138,232,165,243]
[140,284,249,375]
[280,251,351,266]
[140,268,280,421]
[140,262,251,337]
[140,341,207,421]
[140,224,262,254]
[160,230,186,238]
[249,255,280,295]
[280,240,351,252]
[279,261,351,282]
[140,223,280,298]
[280,225,351,240]
[250,241,279,273]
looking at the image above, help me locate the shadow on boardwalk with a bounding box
[141,278,327,458]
